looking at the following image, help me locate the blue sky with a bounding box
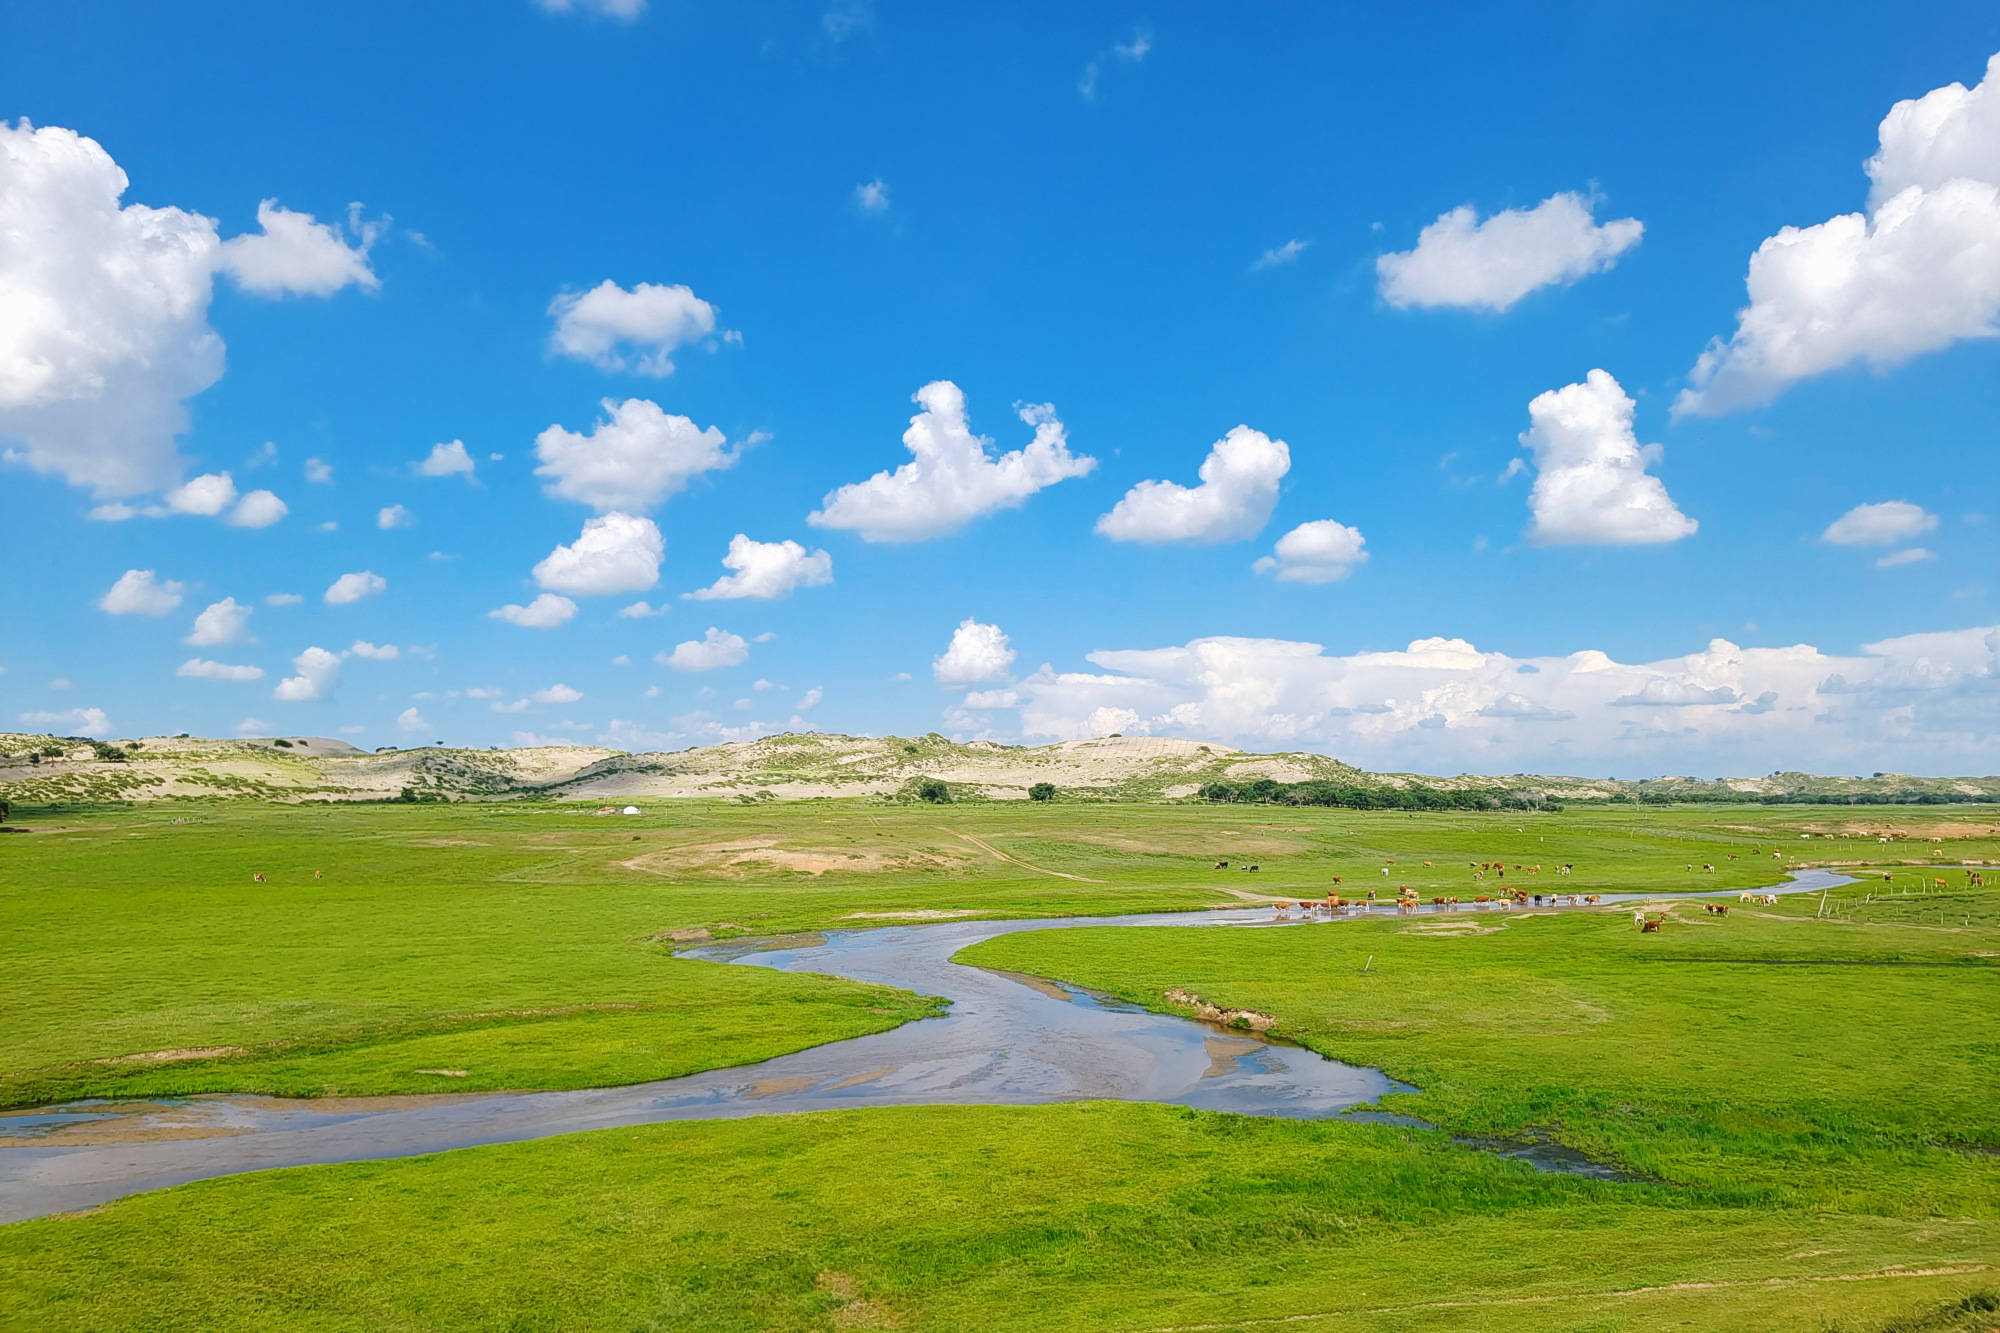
[3,2,1997,776]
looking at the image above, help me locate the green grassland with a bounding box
[2,798,1997,1330]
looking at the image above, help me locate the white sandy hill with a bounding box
[3,731,1994,806]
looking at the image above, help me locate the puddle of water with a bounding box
[0,872,1852,1223]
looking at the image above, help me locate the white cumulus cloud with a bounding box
[325,571,386,605]
[99,569,184,616]
[489,593,577,629]
[1096,425,1289,544]
[348,640,399,660]
[377,504,414,530]
[414,440,475,479]
[532,683,583,705]
[185,597,253,646]
[934,618,1015,685]
[178,658,263,681]
[1822,500,1939,547]
[535,0,645,20]
[227,489,287,527]
[619,600,667,619]
[662,627,749,672]
[19,706,112,737]
[167,471,237,516]
[396,706,430,733]
[1005,624,2000,774]
[811,381,1095,542]
[216,199,379,298]
[1254,520,1369,583]
[1678,53,2000,415]
[534,398,734,512]
[548,280,718,377]
[532,512,663,595]
[1516,369,1696,546]
[684,534,833,600]
[855,178,890,212]
[273,646,343,702]
[1376,191,1643,312]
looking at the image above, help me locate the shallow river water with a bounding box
[0,871,1851,1223]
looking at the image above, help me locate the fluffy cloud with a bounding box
[0,121,223,496]
[548,281,717,377]
[1254,520,1369,583]
[273,645,342,702]
[178,658,263,681]
[619,600,667,619]
[324,571,386,605]
[855,178,890,213]
[413,439,475,479]
[215,200,379,298]
[1877,547,1937,568]
[348,640,399,660]
[532,512,663,595]
[377,504,414,530]
[934,618,1015,684]
[167,471,237,516]
[304,457,333,484]
[266,592,303,607]
[532,683,583,705]
[797,686,823,711]
[1678,54,2000,415]
[1822,500,1939,547]
[1866,52,2000,206]
[1516,370,1695,546]
[98,569,184,616]
[684,534,833,600]
[1097,426,1289,544]
[228,489,287,527]
[1001,624,2000,773]
[1376,191,1643,312]
[19,706,112,737]
[812,382,1095,542]
[662,627,749,671]
[534,398,734,512]
[396,706,429,734]
[185,597,253,646]
[489,593,577,630]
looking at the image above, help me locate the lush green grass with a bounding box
[963,884,2000,1220]
[16,798,1990,1107]
[4,799,1998,1330]
[2,1103,1995,1332]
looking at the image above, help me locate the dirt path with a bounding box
[1137,1264,1994,1330]
[943,829,1105,883]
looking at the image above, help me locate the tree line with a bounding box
[1195,778,1558,812]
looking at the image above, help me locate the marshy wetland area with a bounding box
[2,798,1997,1331]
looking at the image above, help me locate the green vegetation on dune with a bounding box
[2,1104,1995,1333]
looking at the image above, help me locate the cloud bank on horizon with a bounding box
[2,14,1996,774]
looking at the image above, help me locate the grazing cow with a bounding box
[252,872,266,883]
[1422,861,1434,868]
[1474,895,1491,904]
[1584,894,1601,904]
[1703,864,1715,873]
[1933,878,1948,890]
[1432,896,1447,905]
[1739,892,1754,902]
[1704,903,1729,916]
[314,870,323,879]
[1330,876,1343,886]
[1248,865,1260,873]
[1446,896,1459,906]
[1759,894,1779,905]
[1640,918,1662,933]
[1970,872,1986,887]
[1386,859,1397,866]
[1214,860,1229,869]
[1382,867,1391,877]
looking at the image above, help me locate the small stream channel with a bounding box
[0,871,1851,1223]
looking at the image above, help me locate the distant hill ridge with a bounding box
[1,730,1996,808]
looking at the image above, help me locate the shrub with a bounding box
[915,778,952,804]
[1028,782,1056,802]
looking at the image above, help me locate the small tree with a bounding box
[1028,782,1056,802]
[916,777,952,804]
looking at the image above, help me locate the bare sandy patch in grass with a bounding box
[95,1046,244,1065]
[622,835,966,878]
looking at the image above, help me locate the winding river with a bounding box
[0,871,1851,1223]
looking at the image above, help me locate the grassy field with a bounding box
[2,798,1997,1329]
